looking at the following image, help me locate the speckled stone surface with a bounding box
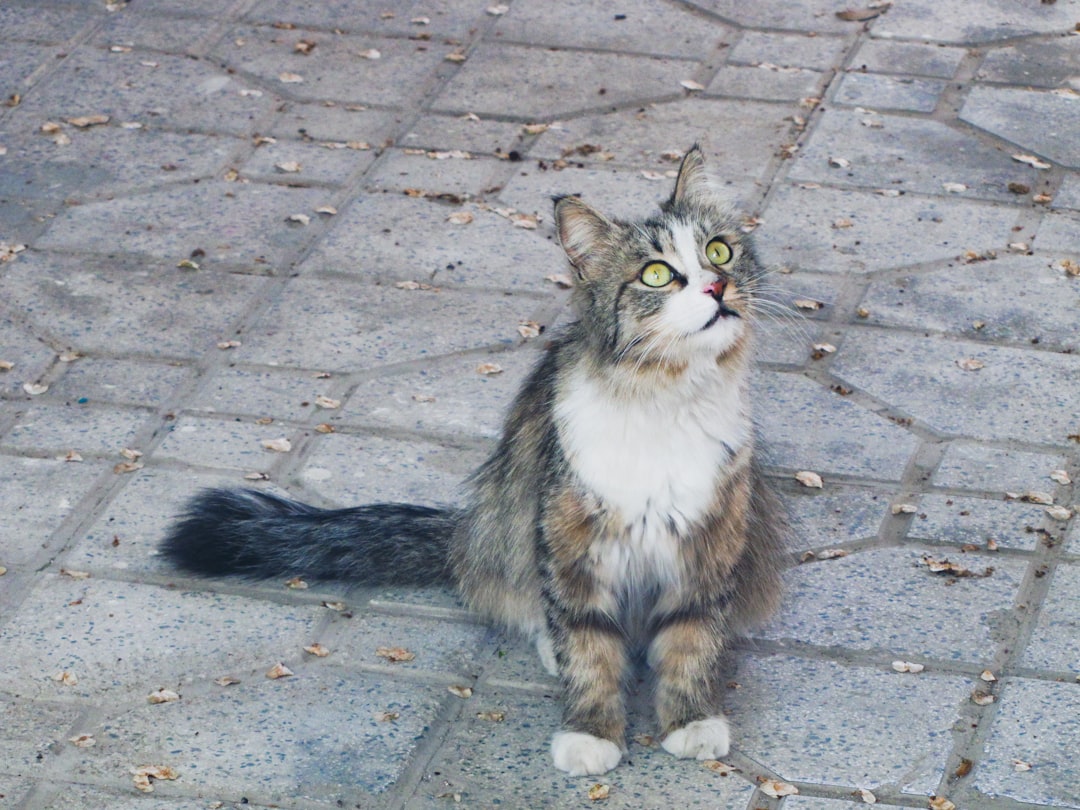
[1,1,1077,809]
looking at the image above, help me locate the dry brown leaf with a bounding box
[69,734,96,747]
[891,503,917,515]
[759,779,799,798]
[0,360,12,371]
[314,395,340,409]
[60,568,90,579]
[375,710,400,722]
[793,298,824,310]
[942,182,967,193]
[588,784,610,801]
[476,362,504,376]
[832,217,855,229]
[285,576,308,590]
[23,382,48,396]
[522,122,550,135]
[816,548,850,560]
[131,765,179,793]
[447,210,474,225]
[545,273,573,288]
[836,5,889,21]
[511,212,539,229]
[1020,491,1054,505]
[147,688,180,704]
[316,205,337,216]
[1049,469,1071,485]
[476,710,506,722]
[293,39,316,55]
[266,662,294,679]
[315,423,334,434]
[304,642,330,657]
[262,437,292,452]
[1053,258,1080,277]
[920,555,992,578]
[518,320,542,339]
[448,684,473,698]
[53,671,78,686]
[795,470,824,488]
[445,51,468,63]
[321,600,347,611]
[1046,505,1073,521]
[972,690,996,706]
[412,394,437,403]
[980,669,997,682]
[679,79,706,91]
[1012,153,1051,170]
[856,787,877,804]
[67,114,110,128]
[278,72,304,83]
[956,358,985,371]
[286,213,310,225]
[0,566,7,576]
[214,676,241,686]
[376,646,415,663]
[112,461,144,474]
[829,156,852,168]
[487,4,510,14]
[892,661,925,673]
[702,760,738,776]
[1013,759,1032,772]
[275,161,302,173]
[58,450,83,462]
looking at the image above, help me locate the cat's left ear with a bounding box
[553,195,614,280]
[670,144,711,206]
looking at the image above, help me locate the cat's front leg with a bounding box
[648,610,730,760]
[547,608,628,775]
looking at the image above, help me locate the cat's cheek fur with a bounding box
[661,715,731,760]
[551,731,623,776]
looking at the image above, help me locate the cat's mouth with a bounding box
[701,302,740,331]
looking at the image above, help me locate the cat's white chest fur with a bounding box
[554,364,750,587]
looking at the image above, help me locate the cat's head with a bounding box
[554,146,763,369]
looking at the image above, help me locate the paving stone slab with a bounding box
[363,151,507,200]
[730,31,849,71]
[1021,562,1080,674]
[871,0,1080,44]
[0,696,83,776]
[407,686,760,809]
[976,37,1080,89]
[33,786,218,810]
[909,494,1052,552]
[0,253,263,359]
[530,98,794,184]
[974,677,1080,809]
[79,668,447,801]
[0,777,34,809]
[297,431,485,507]
[401,114,528,157]
[753,370,919,481]
[961,85,1080,169]
[933,443,1069,494]
[849,39,966,78]
[91,9,231,52]
[36,181,331,268]
[832,72,946,113]
[708,64,827,103]
[492,0,730,58]
[0,315,56,397]
[238,136,377,186]
[780,486,892,552]
[1053,174,1080,212]
[214,26,447,109]
[301,194,567,292]
[1,403,151,457]
[243,0,487,38]
[860,254,1080,352]
[1035,209,1080,253]
[335,346,543,441]
[0,456,110,567]
[730,654,973,796]
[0,42,64,107]
[0,575,323,700]
[686,0,857,33]
[786,109,1042,203]
[760,544,1026,662]
[233,278,531,372]
[189,366,346,423]
[326,612,487,678]
[0,6,94,43]
[754,184,1021,274]
[831,329,1080,447]
[433,43,689,119]
[153,414,306,472]
[47,358,191,409]
[4,48,277,138]
[267,101,401,145]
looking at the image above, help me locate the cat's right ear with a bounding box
[553,195,613,281]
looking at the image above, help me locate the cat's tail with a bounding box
[161,488,458,585]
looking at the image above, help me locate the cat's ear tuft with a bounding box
[553,195,613,280]
[671,144,710,206]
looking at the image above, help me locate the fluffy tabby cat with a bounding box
[163,145,785,777]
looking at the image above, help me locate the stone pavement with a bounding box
[1,0,1078,807]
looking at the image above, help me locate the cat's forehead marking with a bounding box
[669,220,701,276]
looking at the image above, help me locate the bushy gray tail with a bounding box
[161,488,458,585]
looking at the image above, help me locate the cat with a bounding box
[162,145,786,777]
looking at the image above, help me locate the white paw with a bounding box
[661,716,730,760]
[551,731,622,776]
[535,632,559,676]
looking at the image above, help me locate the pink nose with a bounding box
[704,278,726,300]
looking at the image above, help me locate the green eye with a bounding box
[705,238,732,266]
[640,262,674,288]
